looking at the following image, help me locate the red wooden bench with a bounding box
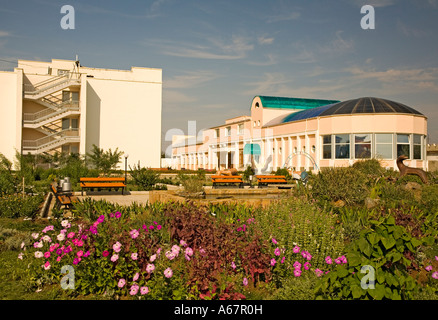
[211,175,243,188]
[80,177,126,195]
[256,175,290,188]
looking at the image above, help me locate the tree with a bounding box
[86,144,123,176]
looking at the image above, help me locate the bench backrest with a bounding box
[256,175,286,180]
[80,177,125,182]
[211,175,243,181]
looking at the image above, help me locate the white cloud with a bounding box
[266,11,301,23]
[146,35,254,60]
[164,70,220,89]
[257,36,274,45]
[0,31,10,37]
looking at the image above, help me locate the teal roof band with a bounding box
[243,143,261,155]
[256,96,340,110]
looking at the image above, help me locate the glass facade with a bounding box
[321,133,424,161]
[335,134,350,159]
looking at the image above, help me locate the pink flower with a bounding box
[140,286,149,295]
[171,244,181,255]
[164,267,173,278]
[150,254,157,262]
[113,242,122,253]
[425,265,433,271]
[243,277,248,286]
[293,261,301,269]
[270,258,276,266]
[115,211,121,218]
[133,272,139,281]
[146,264,155,273]
[35,251,43,258]
[97,215,105,223]
[102,250,110,257]
[435,256,438,261]
[56,256,61,262]
[111,254,119,262]
[149,225,154,230]
[180,240,187,247]
[294,269,301,277]
[315,269,324,277]
[131,252,138,260]
[304,262,311,270]
[165,250,176,260]
[272,238,278,245]
[432,272,438,280]
[117,278,126,288]
[293,246,300,254]
[130,229,139,239]
[73,258,80,265]
[231,261,237,270]
[44,251,51,259]
[325,256,333,265]
[67,232,75,239]
[274,248,281,256]
[130,284,139,295]
[185,247,194,257]
[83,251,90,258]
[77,250,84,258]
[281,256,286,264]
[43,261,51,270]
[157,225,162,230]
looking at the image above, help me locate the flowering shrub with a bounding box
[0,194,44,219]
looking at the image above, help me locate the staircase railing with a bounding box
[23,101,79,123]
[22,129,80,150]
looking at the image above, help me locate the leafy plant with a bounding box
[86,144,123,176]
[129,165,160,191]
[315,215,434,300]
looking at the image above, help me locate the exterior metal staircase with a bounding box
[23,73,81,100]
[22,129,80,154]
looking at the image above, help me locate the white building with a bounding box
[0,58,162,168]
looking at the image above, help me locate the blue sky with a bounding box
[1,0,438,155]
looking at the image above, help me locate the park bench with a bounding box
[50,183,77,210]
[79,177,126,195]
[256,175,292,189]
[211,175,244,189]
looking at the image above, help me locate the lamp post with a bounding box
[124,154,129,193]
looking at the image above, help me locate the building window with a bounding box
[253,121,256,127]
[279,147,282,155]
[311,145,316,153]
[397,134,410,158]
[58,69,69,76]
[215,129,220,138]
[335,134,350,159]
[375,134,393,159]
[225,126,231,136]
[322,135,332,159]
[71,92,79,103]
[238,123,244,135]
[255,102,260,108]
[413,134,422,160]
[354,134,371,159]
[257,120,260,127]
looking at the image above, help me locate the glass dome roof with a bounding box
[266,97,424,127]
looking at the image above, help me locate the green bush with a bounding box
[309,167,369,206]
[255,198,345,271]
[129,165,160,191]
[0,194,44,219]
[315,215,434,300]
[177,172,205,195]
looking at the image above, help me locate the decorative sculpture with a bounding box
[396,155,428,184]
[217,167,238,176]
[251,154,273,175]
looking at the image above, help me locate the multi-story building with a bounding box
[0,58,162,168]
[171,96,428,172]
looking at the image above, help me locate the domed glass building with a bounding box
[172,96,428,172]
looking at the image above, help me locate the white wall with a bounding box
[84,70,162,169]
[0,69,22,163]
